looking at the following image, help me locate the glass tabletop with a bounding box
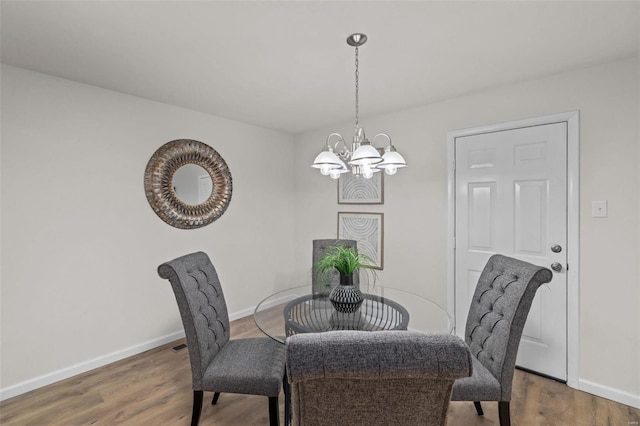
[254,284,452,343]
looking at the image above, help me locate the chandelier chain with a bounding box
[355,45,359,128]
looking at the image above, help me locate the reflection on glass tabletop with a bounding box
[253,284,452,344]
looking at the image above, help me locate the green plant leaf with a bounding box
[312,246,376,283]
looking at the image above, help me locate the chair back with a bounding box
[465,254,552,399]
[312,239,359,294]
[158,251,230,389]
[286,330,472,426]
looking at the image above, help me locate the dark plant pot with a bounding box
[329,275,364,313]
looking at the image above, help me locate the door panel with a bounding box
[455,122,567,381]
[468,183,496,250]
[514,180,547,255]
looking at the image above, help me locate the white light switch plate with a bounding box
[592,201,607,218]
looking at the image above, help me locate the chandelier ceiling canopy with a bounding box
[312,33,407,179]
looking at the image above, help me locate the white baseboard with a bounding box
[0,330,185,401]
[0,300,291,402]
[229,307,256,322]
[578,378,640,409]
[231,294,298,322]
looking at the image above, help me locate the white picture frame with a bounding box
[337,212,384,269]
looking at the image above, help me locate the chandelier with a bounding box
[312,33,407,180]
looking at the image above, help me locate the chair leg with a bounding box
[191,391,203,426]
[211,392,220,405]
[268,396,279,426]
[283,374,291,426]
[499,401,511,426]
[473,401,484,416]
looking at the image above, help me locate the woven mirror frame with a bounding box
[144,139,232,229]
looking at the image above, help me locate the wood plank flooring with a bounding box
[1,315,638,425]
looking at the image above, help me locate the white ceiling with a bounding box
[2,1,639,134]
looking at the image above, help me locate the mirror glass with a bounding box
[172,164,213,205]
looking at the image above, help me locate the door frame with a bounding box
[446,111,580,389]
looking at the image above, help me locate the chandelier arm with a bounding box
[325,133,344,148]
[372,133,392,148]
[333,138,349,152]
[334,140,350,160]
[326,133,350,159]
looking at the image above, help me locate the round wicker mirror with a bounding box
[144,139,232,229]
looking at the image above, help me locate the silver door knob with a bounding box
[550,262,563,272]
[551,244,562,253]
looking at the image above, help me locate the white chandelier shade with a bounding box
[311,153,348,178]
[311,33,407,179]
[311,149,342,172]
[377,146,408,176]
[349,143,384,166]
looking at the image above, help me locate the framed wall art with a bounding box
[337,172,384,204]
[337,212,384,269]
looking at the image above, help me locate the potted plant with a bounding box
[313,246,375,313]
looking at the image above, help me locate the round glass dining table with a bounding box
[253,284,453,344]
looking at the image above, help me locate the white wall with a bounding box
[0,65,295,395]
[293,57,640,403]
[2,56,639,406]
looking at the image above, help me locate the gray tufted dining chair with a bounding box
[312,239,359,295]
[450,254,553,426]
[286,330,472,426]
[158,252,286,426]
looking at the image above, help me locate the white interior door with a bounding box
[454,122,568,381]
